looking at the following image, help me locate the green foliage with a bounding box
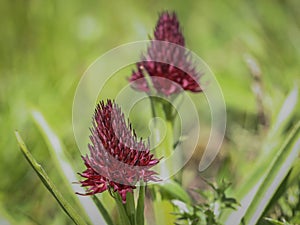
[174,180,239,225]
[157,180,192,204]
[242,122,300,225]
[266,182,300,224]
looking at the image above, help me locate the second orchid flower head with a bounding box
[129,11,203,96]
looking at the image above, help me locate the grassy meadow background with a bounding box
[1,0,300,224]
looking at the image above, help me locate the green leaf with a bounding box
[226,121,300,225]
[157,180,191,204]
[222,87,299,223]
[235,87,299,199]
[31,110,109,225]
[153,197,176,225]
[15,131,88,225]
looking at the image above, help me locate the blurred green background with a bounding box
[1,0,300,224]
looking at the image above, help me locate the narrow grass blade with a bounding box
[90,195,114,225]
[268,86,298,142]
[15,131,88,225]
[31,110,108,225]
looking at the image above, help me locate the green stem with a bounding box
[150,98,174,177]
[163,119,175,177]
[149,98,177,225]
[136,184,145,225]
[115,193,132,225]
[163,100,183,184]
[124,192,136,225]
[149,96,186,224]
[15,131,88,225]
[149,96,157,119]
